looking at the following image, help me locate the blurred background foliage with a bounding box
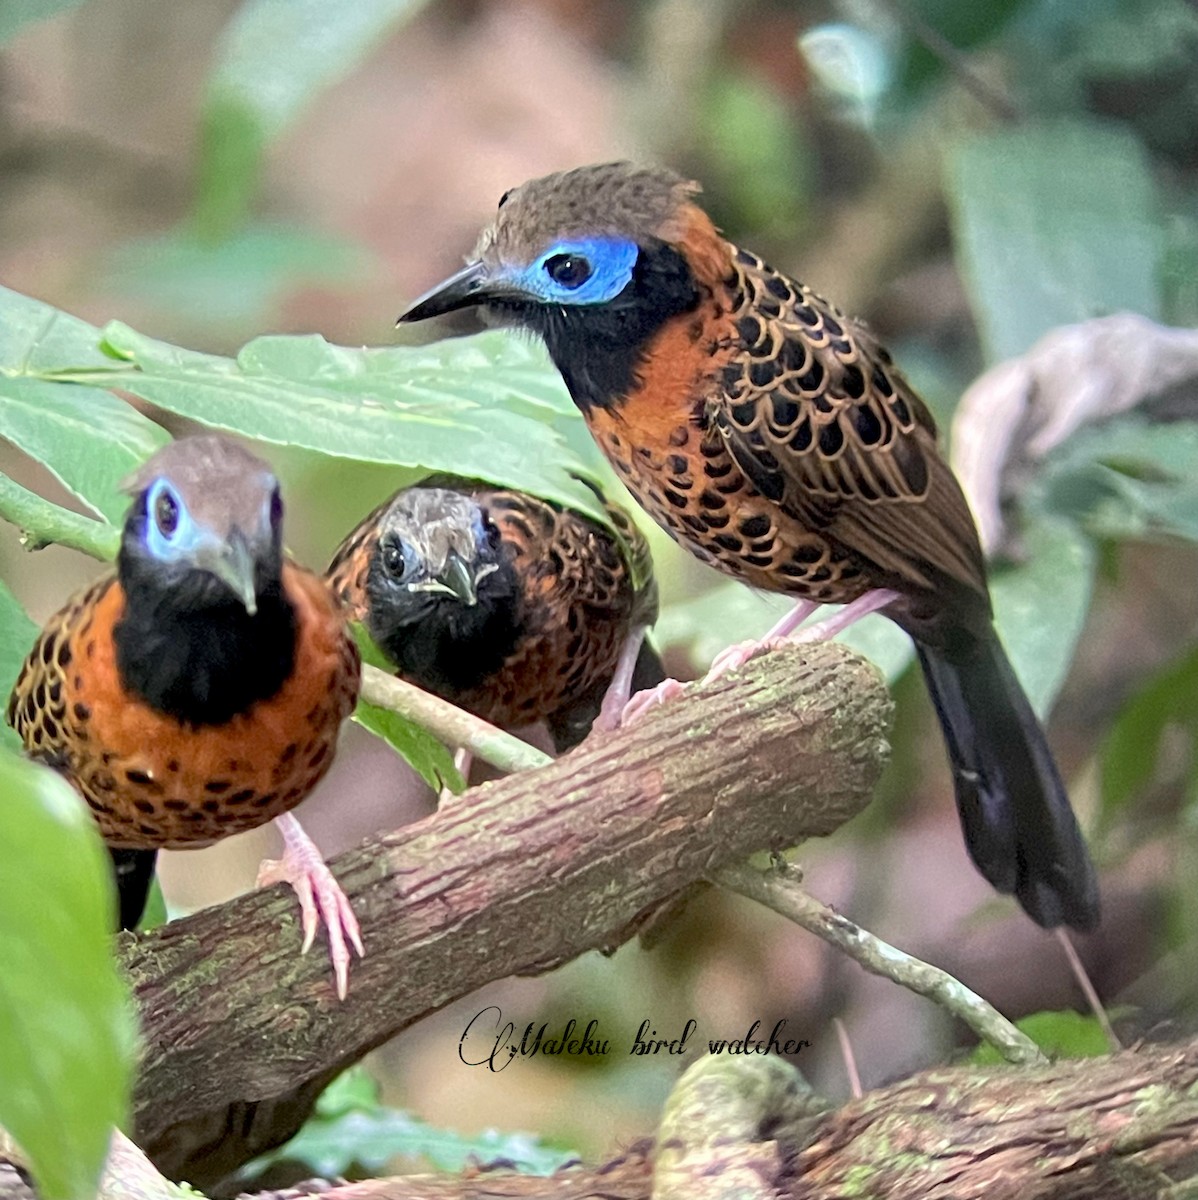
[1,0,1198,1190]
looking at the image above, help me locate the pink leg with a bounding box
[790,589,901,643]
[703,598,821,683]
[257,811,364,1001]
[593,626,649,733]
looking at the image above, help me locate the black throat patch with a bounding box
[114,522,296,727]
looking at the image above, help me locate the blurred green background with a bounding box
[2,0,1198,1188]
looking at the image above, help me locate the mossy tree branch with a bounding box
[114,641,890,1186]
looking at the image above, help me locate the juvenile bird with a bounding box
[326,477,662,754]
[7,435,364,996]
[397,161,1099,931]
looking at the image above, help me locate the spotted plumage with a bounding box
[398,161,1099,931]
[327,478,661,752]
[7,435,363,994]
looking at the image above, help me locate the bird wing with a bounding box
[324,494,394,621]
[482,488,637,625]
[712,248,988,599]
[6,574,116,776]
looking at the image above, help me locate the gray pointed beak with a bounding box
[397,260,495,324]
[197,530,259,615]
[436,552,478,606]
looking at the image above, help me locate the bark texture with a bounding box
[117,642,891,1185]
[3,1040,1197,1199]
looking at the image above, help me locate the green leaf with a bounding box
[0,284,112,373]
[351,627,461,792]
[84,324,612,528]
[947,120,1161,362]
[1037,419,1198,544]
[0,747,135,1199]
[197,0,430,235]
[0,0,87,44]
[240,1066,575,1179]
[354,701,460,793]
[0,580,38,750]
[0,378,168,524]
[988,517,1095,718]
[1099,643,1198,835]
[0,284,166,524]
[970,1010,1111,1064]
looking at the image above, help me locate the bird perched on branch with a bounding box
[327,477,662,755]
[397,161,1099,932]
[7,435,364,996]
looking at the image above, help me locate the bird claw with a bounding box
[258,813,364,1000]
[617,677,687,726]
[704,636,792,683]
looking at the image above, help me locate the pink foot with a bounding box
[257,812,364,1000]
[701,599,822,684]
[618,677,687,726]
[704,636,792,683]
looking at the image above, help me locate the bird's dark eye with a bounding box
[498,188,513,209]
[154,489,179,537]
[544,254,593,289]
[381,537,417,581]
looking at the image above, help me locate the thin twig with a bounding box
[360,664,551,775]
[1056,927,1123,1051]
[0,473,119,560]
[717,859,1047,1067]
[833,1017,863,1099]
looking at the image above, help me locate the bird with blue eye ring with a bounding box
[398,159,1100,935]
[6,434,365,998]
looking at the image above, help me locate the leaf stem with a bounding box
[0,473,118,561]
[717,859,1047,1066]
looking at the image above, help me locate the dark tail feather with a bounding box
[916,631,1099,931]
[547,639,667,754]
[108,848,158,931]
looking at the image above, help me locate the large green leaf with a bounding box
[946,121,1161,363]
[0,748,134,1199]
[197,0,430,236]
[0,285,111,373]
[0,0,87,44]
[0,285,167,523]
[0,378,168,524]
[85,324,612,528]
[988,516,1095,718]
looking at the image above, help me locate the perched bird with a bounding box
[326,477,663,755]
[7,435,364,995]
[397,161,1099,931]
